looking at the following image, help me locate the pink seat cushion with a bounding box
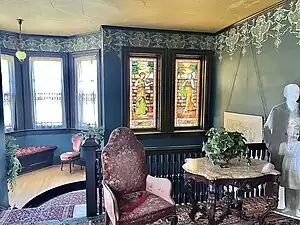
[118,190,175,225]
[60,152,80,161]
[16,145,56,157]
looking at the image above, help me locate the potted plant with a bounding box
[5,135,22,191]
[202,127,249,167]
[75,126,104,146]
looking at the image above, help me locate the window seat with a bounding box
[17,145,57,174]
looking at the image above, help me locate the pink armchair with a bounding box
[101,127,177,225]
[60,135,83,174]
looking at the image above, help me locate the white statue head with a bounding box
[284,84,300,108]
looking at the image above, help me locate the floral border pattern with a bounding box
[215,0,300,60]
[102,28,215,57]
[0,31,102,52]
[1,0,295,57]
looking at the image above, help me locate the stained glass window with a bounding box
[129,57,157,129]
[174,59,201,127]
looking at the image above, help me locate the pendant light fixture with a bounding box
[15,19,27,62]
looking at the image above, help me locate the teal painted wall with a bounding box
[213,0,300,126]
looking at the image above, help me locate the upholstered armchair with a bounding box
[101,127,177,225]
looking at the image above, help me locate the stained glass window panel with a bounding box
[174,59,201,127]
[129,57,157,129]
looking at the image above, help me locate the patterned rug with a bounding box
[39,206,300,225]
[2,190,300,224]
[0,205,74,225]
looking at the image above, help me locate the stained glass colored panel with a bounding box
[129,57,157,129]
[174,59,201,127]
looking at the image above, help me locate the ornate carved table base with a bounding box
[184,174,279,225]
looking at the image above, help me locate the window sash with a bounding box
[74,55,98,129]
[1,54,15,132]
[29,57,66,129]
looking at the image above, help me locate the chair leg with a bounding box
[105,212,110,225]
[168,214,178,225]
[80,165,83,170]
[60,162,64,171]
[72,161,75,167]
[69,161,72,174]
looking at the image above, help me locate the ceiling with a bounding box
[0,0,283,36]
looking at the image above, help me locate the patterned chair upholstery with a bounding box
[60,135,83,174]
[101,127,177,225]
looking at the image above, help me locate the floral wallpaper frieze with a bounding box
[0,31,102,52]
[102,28,215,57]
[215,0,300,60]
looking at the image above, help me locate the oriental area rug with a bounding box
[1,190,299,225]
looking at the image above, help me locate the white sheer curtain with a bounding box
[0,54,15,132]
[30,57,65,129]
[75,56,98,129]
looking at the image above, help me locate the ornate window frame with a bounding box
[122,47,212,137]
[168,49,212,133]
[122,47,167,133]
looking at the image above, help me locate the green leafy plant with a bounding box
[75,126,104,144]
[202,127,248,167]
[5,135,22,191]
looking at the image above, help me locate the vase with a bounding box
[208,157,230,168]
[207,154,251,168]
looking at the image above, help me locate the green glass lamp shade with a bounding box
[15,50,27,62]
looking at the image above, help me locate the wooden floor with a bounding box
[8,165,85,208]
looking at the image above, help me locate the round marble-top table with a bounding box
[183,157,275,180]
[182,157,280,225]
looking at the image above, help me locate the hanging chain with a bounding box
[16,19,23,50]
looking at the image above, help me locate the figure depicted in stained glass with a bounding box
[175,59,200,127]
[180,67,196,113]
[129,57,157,129]
[135,72,147,115]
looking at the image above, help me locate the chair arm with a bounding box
[102,181,119,225]
[146,175,175,205]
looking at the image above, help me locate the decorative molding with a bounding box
[6,128,82,137]
[215,0,300,60]
[102,27,215,57]
[0,31,102,52]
